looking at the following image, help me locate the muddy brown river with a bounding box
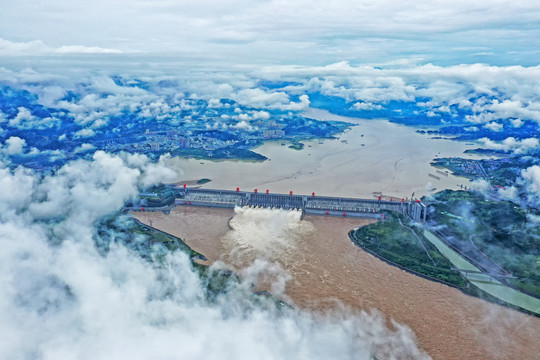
[133,207,539,360]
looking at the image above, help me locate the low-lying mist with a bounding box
[0,152,431,359]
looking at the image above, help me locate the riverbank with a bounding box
[423,229,540,315]
[428,190,540,298]
[348,215,466,288]
[349,218,540,316]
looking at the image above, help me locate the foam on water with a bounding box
[225,206,314,262]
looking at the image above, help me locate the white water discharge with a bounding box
[225,206,313,259]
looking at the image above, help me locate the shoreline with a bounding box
[164,115,478,199]
[348,228,540,318]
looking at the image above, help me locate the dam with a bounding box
[128,185,428,222]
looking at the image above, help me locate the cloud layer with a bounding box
[0,38,122,56]
[1,61,539,173]
[2,62,540,140]
[1,1,540,64]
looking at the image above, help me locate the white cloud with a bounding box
[74,128,96,138]
[232,120,252,130]
[35,86,67,107]
[353,102,383,111]
[497,186,519,201]
[479,137,540,154]
[0,166,35,212]
[511,118,523,127]
[228,89,311,111]
[483,122,503,132]
[0,38,121,56]
[261,62,540,124]
[21,151,179,221]
[0,38,49,55]
[281,94,310,111]
[7,107,60,130]
[74,143,96,154]
[3,63,540,136]
[3,136,26,155]
[466,99,540,124]
[527,213,540,223]
[55,45,121,54]
[251,110,270,120]
[470,179,490,192]
[124,153,180,187]
[474,165,540,207]
[9,107,34,127]
[520,165,540,206]
[235,113,250,121]
[233,88,290,108]
[469,179,520,202]
[207,98,223,108]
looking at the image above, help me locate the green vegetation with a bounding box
[288,142,304,150]
[139,189,176,208]
[351,211,539,315]
[431,154,537,187]
[197,178,212,184]
[489,167,522,187]
[95,214,239,298]
[96,214,202,258]
[350,213,466,287]
[463,148,508,156]
[132,221,203,258]
[430,157,483,180]
[430,190,540,297]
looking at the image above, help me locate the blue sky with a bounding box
[1,0,540,66]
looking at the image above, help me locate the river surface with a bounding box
[134,207,540,360]
[164,109,479,199]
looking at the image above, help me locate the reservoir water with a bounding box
[164,109,480,199]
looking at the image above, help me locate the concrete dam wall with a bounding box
[170,187,427,222]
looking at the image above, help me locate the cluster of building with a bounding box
[433,158,488,179]
[101,116,293,154]
[103,128,238,153]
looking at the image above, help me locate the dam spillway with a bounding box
[168,187,427,222]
